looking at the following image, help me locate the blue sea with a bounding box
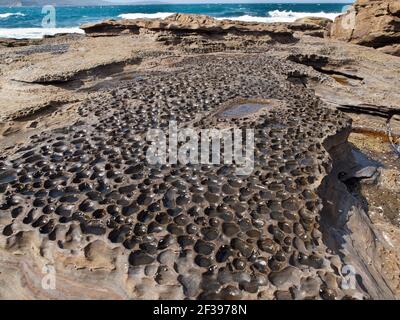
[0,3,351,39]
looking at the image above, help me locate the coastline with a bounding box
[0,3,346,39]
[0,6,400,300]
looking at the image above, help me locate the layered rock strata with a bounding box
[331,0,400,56]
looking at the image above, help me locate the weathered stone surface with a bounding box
[331,0,400,56]
[0,13,400,300]
[81,13,295,39]
[294,16,333,28]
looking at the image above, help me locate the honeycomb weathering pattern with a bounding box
[0,54,354,300]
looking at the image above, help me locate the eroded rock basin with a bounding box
[0,53,363,300]
[217,103,269,118]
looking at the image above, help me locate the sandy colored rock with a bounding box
[11,36,140,83]
[378,43,400,56]
[331,0,400,56]
[294,16,333,28]
[0,13,399,300]
[81,13,296,40]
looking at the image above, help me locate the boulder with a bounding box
[294,17,333,28]
[331,0,400,56]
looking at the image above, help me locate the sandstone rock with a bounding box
[378,43,400,56]
[294,16,333,28]
[164,12,219,26]
[331,0,400,55]
[389,1,400,16]
[81,13,296,42]
[0,38,40,48]
[269,266,302,288]
[292,17,333,38]
[10,36,141,83]
[1,11,400,301]
[84,240,119,269]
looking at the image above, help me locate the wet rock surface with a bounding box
[0,51,359,300]
[0,14,399,300]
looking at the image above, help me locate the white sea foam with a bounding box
[268,10,340,21]
[0,12,26,19]
[220,10,341,23]
[0,28,84,39]
[118,12,175,20]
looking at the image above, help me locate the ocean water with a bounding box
[0,3,351,39]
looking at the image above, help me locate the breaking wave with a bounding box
[0,27,84,39]
[118,12,175,20]
[220,10,341,23]
[0,12,26,19]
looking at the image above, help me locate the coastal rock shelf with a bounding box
[331,0,400,56]
[0,53,360,300]
[0,11,399,300]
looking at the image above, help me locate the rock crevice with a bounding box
[319,129,396,299]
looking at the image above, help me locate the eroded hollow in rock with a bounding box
[218,103,268,118]
[0,53,371,300]
[318,132,396,299]
[216,98,283,120]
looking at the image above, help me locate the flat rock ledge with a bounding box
[0,13,399,301]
